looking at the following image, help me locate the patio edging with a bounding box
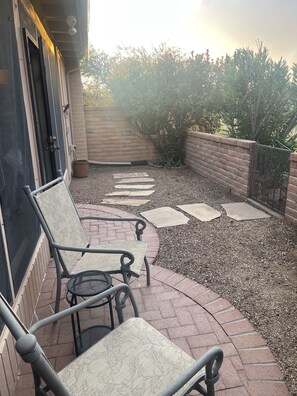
[151,265,290,395]
[73,204,289,394]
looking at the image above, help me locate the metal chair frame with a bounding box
[24,171,150,313]
[0,285,223,396]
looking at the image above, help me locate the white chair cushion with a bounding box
[36,182,147,276]
[58,317,204,395]
[74,241,148,275]
[35,181,88,270]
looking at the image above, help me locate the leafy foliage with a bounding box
[109,46,222,165]
[81,45,113,106]
[220,44,297,149]
[80,43,297,159]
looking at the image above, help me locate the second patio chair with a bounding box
[0,285,224,396]
[24,171,150,313]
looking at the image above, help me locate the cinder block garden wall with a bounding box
[84,107,159,163]
[285,153,297,225]
[185,131,255,198]
[185,131,297,225]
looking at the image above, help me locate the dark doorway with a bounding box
[23,31,58,183]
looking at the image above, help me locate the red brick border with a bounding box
[153,266,290,395]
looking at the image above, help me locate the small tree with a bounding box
[109,45,221,165]
[221,44,297,148]
[278,63,297,150]
[80,45,113,105]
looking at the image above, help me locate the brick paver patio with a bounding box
[14,204,289,396]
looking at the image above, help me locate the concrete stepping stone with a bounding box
[141,207,189,228]
[177,203,221,222]
[106,190,155,197]
[113,172,149,179]
[115,184,155,190]
[102,198,150,207]
[221,202,270,221]
[116,178,155,183]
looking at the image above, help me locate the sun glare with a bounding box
[89,0,208,55]
[89,0,297,62]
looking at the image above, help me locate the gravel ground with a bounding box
[70,164,297,395]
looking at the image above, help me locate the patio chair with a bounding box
[24,171,150,313]
[0,284,224,395]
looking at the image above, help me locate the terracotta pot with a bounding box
[73,160,89,178]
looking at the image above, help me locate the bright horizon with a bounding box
[89,0,297,64]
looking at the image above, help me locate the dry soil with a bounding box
[70,164,297,395]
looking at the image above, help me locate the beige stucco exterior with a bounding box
[0,1,88,393]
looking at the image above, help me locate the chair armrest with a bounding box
[80,216,146,240]
[29,284,136,334]
[158,347,223,396]
[51,242,134,270]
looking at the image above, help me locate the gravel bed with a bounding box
[70,164,297,395]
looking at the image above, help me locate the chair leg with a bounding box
[115,287,139,323]
[122,272,130,284]
[54,275,62,314]
[129,289,139,318]
[144,256,150,286]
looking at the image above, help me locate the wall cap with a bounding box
[187,131,256,149]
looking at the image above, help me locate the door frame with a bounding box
[22,28,57,183]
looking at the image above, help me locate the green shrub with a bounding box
[220,44,297,149]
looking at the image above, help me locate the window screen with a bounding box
[0,0,40,294]
[0,230,12,333]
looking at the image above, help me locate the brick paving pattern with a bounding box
[14,204,289,395]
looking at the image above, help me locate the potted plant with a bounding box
[72,150,89,178]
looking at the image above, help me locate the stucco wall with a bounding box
[67,63,88,160]
[84,107,159,163]
[0,236,50,395]
[285,152,297,225]
[185,131,255,198]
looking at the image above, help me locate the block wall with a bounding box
[84,107,159,163]
[285,153,297,225]
[185,131,255,198]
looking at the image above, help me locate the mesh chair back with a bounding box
[35,181,89,273]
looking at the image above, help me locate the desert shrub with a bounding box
[220,44,297,149]
[109,46,221,165]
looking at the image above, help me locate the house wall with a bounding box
[56,54,73,184]
[0,236,50,396]
[285,153,297,225]
[84,106,159,163]
[0,0,82,393]
[67,62,88,161]
[185,131,255,198]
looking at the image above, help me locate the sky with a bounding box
[89,0,297,63]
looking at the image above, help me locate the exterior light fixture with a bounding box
[68,27,77,36]
[66,15,77,27]
[66,15,77,36]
